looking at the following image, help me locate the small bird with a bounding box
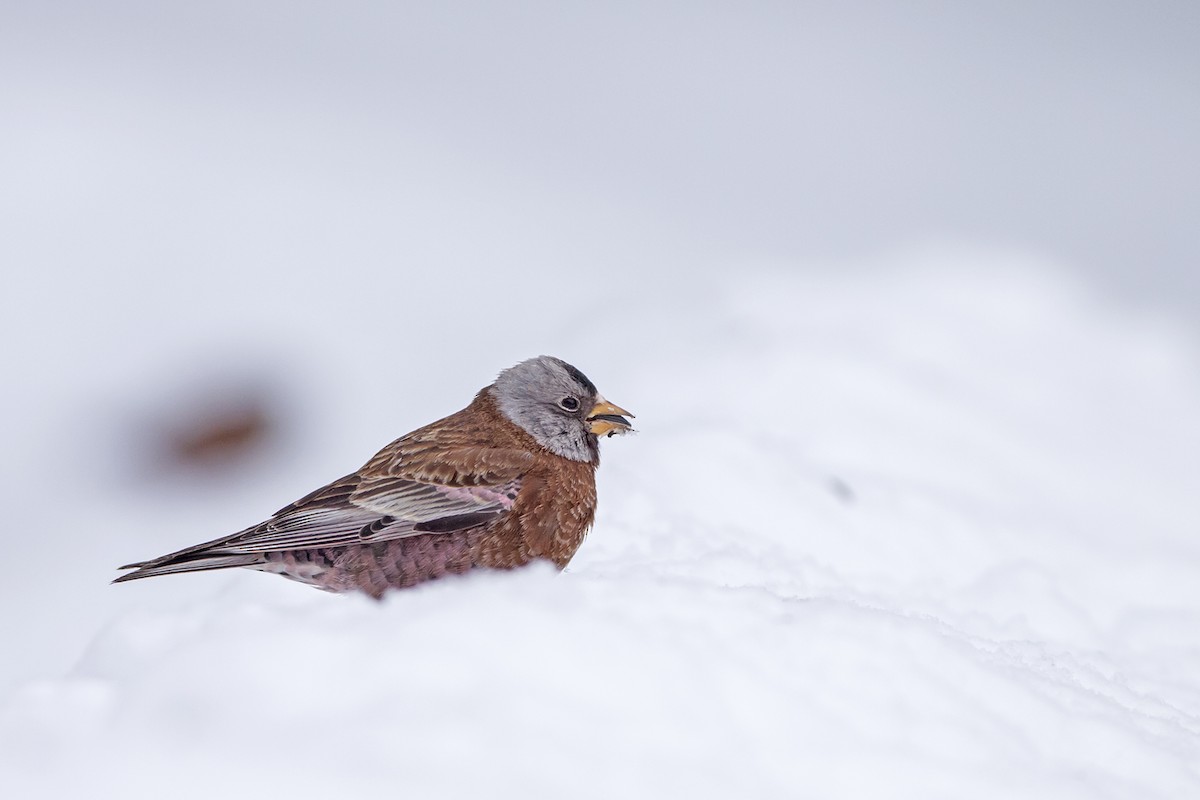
[114,356,633,598]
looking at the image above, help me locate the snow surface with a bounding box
[3,3,1200,798]
[3,253,1199,799]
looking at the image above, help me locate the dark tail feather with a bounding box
[112,553,262,583]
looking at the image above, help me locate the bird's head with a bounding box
[491,355,634,463]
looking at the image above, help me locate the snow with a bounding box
[4,256,1199,798]
[3,4,1200,798]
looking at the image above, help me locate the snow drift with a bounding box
[3,254,1198,799]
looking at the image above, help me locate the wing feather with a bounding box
[116,429,537,582]
[119,445,532,574]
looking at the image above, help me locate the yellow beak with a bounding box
[587,397,635,437]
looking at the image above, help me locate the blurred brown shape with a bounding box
[128,372,287,482]
[109,366,294,493]
[166,401,272,467]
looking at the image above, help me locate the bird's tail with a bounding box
[112,552,262,583]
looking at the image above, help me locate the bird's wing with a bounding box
[121,447,535,568]
[207,475,522,554]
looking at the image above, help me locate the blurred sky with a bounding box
[3,0,1198,322]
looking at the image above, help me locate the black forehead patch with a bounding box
[559,360,598,395]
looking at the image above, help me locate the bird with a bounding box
[114,356,633,598]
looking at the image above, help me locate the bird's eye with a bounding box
[559,396,580,411]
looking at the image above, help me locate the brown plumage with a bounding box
[114,356,633,598]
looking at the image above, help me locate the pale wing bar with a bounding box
[196,477,520,554]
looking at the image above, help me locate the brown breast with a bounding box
[466,393,598,569]
[472,455,598,570]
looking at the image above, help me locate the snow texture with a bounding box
[3,255,1199,799]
